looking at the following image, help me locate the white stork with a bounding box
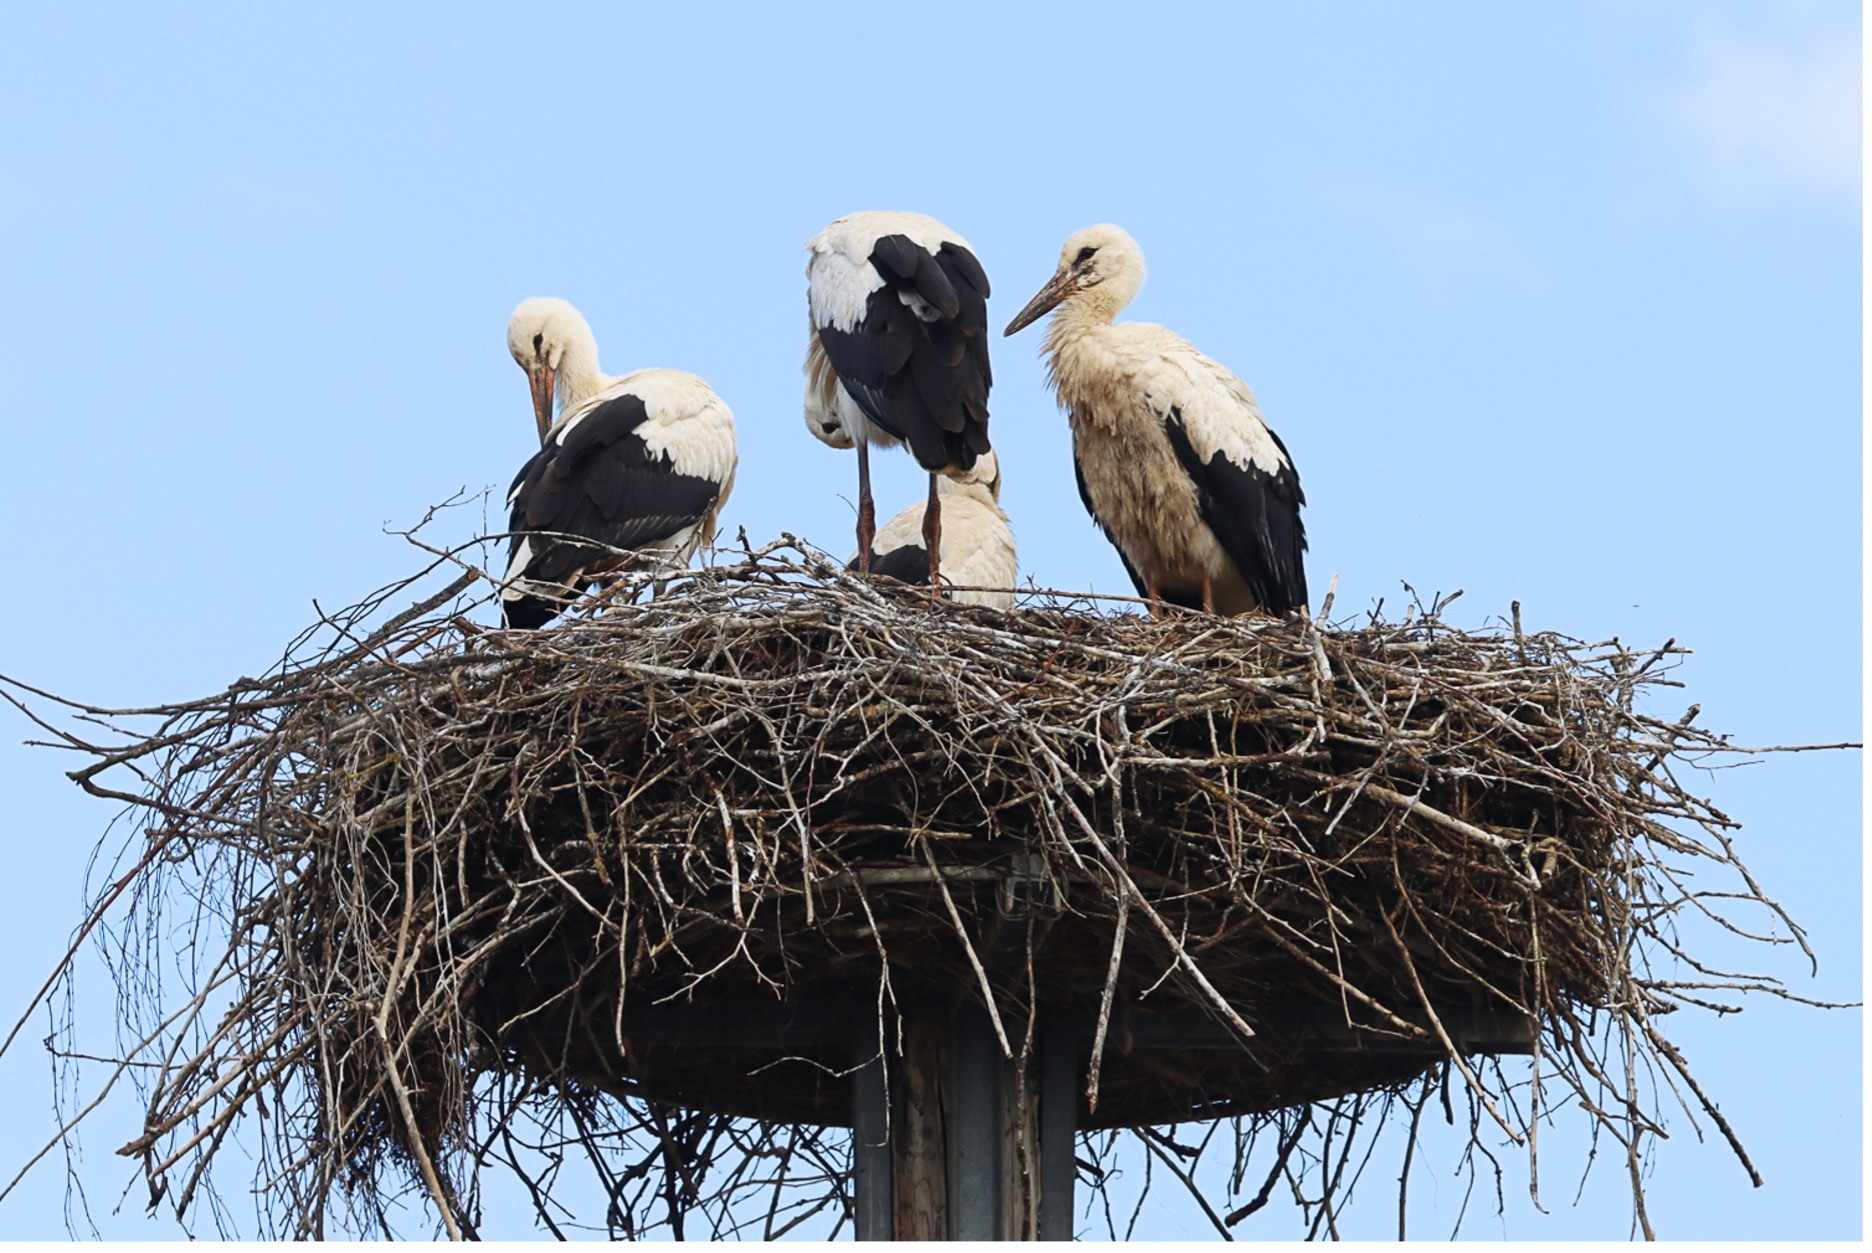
[804,211,994,587]
[848,450,1017,609]
[1003,225,1308,617]
[501,297,738,629]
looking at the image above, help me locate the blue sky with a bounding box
[0,0,1858,1240]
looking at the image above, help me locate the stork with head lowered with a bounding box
[501,297,738,629]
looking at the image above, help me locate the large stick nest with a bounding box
[9,537,1828,1238]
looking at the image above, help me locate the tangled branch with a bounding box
[0,533,1847,1238]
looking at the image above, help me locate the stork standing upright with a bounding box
[847,450,1018,609]
[501,297,738,629]
[804,211,993,587]
[1004,226,1307,617]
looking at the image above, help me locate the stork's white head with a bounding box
[507,297,602,442]
[942,448,1002,500]
[1003,224,1147,336]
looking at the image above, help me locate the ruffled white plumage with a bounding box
[856,457,1017,609]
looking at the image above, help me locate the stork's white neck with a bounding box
[939,476,1000,509]
[1043,276,1137,352]
[1042,295,1122,368]
[554,329,611,413]
[1038,298,1140,440]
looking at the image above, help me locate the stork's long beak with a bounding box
[528,364,556,443]
[1003,269,1077,336]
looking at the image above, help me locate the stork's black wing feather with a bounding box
[501,592,562,631]
[814,233,993,472]
[848,541,932,587]
[1161,410,1309,613]
[506,393,722,592]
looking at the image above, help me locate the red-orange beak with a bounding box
[528,364,556,442]
[1004,269,1078,336]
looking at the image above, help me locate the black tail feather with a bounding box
[502,595,561,631]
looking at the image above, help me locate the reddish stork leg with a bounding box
[1144,573,1164,620]
[1201,570,1215,614]
[856,441,876,574]
[922,472,943,593]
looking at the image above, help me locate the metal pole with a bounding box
[1038,1024,1077,1241]
[855,998,1087,1240]
[852,1014,893,1241]
[950,998,1005,1240]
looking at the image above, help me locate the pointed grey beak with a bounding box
[1004,269,1078,336]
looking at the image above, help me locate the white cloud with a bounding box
[1332,183,1529,286]
[1663,22,1860,207]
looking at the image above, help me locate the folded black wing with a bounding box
[506,393,723,589]
[814,235,993,473]
[1162,409,1308,613]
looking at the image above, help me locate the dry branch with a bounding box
[1,534,1845,1239]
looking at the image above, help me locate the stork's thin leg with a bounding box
[922,473,943,593]
[1144,573,1164,620]
[856,441,876,574]
[1201,570,1215,614]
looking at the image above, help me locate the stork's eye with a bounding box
[532,333,544,351]
[1074,246,1098,265]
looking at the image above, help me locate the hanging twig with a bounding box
[0,534,1845,1240]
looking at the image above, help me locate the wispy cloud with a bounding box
[1331,183,1530,287]
[1661,19,1860,209]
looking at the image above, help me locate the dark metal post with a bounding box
[1037,1024,1077,1240]
[854,998,1089,1240]
[950,999,1005,1239]
[852,1014,893,1241]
